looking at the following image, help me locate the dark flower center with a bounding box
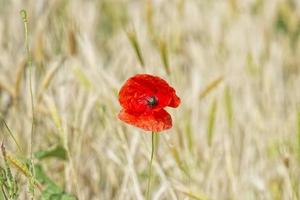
[147,96,158,107]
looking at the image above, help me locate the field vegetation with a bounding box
[0,0,300,199]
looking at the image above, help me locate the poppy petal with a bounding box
[118,109,172,132]
[119,74,178,112]
[169,92,181,108]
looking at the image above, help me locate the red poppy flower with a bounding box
[118,74,180,132]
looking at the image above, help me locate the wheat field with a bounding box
[0,0,300,200]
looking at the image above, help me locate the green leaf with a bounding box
[34,165,76,200]
[34,146,68,161]
[40,186,76,200]
[34,164,56,186]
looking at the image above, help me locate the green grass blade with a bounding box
[207,98,218,146]
[158,39,170,75]
[297,109,300,163]
[126,26,145,67]
[224,86,233,130]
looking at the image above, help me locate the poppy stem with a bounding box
[146,132,156,200]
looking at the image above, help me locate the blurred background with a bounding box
[0,0,300,199]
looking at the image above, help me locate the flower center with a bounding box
[147,96,158,107]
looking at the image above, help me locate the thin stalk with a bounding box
[20,10,34,156]
[2,186,9,200]
[0,115,21,151]
[20,9,36,198]
[146,132,156,200]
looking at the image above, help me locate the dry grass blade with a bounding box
[37,58,65,102]
[45,98,63,138]
[14,58,27,101]
[177,0,185,16]
[199,76,224,100]
[175,185,211,200]
[0,79,15,99]
[145,0,154,36]
[0,115,21,151]
[44,97,80,197]
[73,66,92,90]
[68,29,77,56]
[169,145,189,175]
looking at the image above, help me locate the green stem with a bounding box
[20,10,34,156]
[20,9,36,198]
[146,132,156,200]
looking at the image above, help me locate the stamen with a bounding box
[147,96,158,107]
